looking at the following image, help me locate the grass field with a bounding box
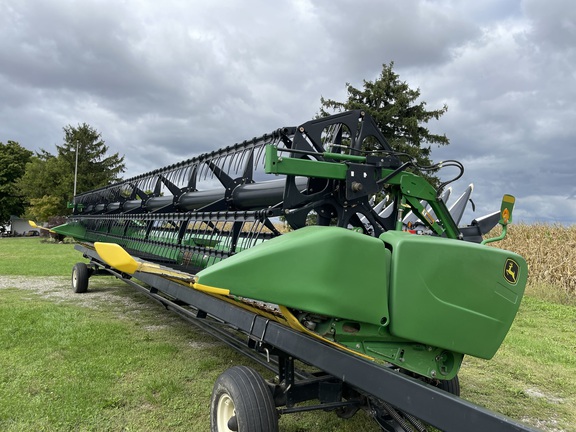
[0,237,86,276]
[0,236,574,431]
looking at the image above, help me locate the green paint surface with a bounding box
[197,226,391,327]
[381,231,527,359]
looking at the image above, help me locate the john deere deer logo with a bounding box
[504,259,519,284]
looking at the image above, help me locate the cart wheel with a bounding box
[72,263,90,293]
[210,366,278,432]
[436,374,460,396]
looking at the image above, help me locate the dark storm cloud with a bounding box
[315,0,481,74]
[1,0,575,223]
[399,0,576,223]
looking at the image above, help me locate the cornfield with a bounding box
[490,223,576,302]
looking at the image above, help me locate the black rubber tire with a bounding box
[210,366,278,432]
[437,375,460,396]
[72,262,90,293]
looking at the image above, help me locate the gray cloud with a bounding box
[1,0,575,223]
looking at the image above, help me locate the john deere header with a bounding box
[54,110,527,382]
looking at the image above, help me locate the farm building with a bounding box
[8,216,39,236]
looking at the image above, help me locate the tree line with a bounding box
[0,63,449,227]
[0,124,125,226]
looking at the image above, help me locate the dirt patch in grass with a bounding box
[0,275,113,305]
[0,275,187,329]
[0,275,68,293]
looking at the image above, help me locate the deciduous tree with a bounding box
[0,141,33,224]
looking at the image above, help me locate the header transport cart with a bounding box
[53,111,535,432]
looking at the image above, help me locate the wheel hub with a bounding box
[216,393,236,432]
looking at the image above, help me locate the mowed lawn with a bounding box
[0,237,574,431]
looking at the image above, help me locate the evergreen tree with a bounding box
[58,123,125,195]
[320,62,449,185]
[19,124,125,219]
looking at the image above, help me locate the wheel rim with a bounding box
[72,269,78,288]
[216,393,236,432]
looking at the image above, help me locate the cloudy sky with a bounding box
[1,0,575,224]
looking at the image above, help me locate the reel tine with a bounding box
[227,152,237,176]
[177,165,188,189]
[232,149,242,174]
[187,164,198,191]
[254,140,266,168]
[245,149,255,181]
